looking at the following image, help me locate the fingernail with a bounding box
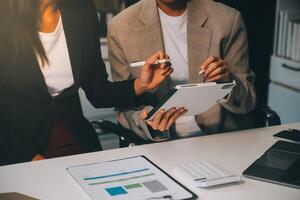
[198,70,205,76]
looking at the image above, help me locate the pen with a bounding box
[146,195,173,199]
[198,69,205,76]
[130,59,170,67]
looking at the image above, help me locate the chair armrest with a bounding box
[260,106,281,126]
[249,106,281,128]
[91,120,149,147]
[255,106,281,127]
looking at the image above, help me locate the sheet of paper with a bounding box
[67,156,195,200]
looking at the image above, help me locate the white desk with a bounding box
[1,123,300,200]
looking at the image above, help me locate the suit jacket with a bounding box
[0,0,137,165]
[108,0,256,141]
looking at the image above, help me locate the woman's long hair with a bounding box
[0,0,48,65]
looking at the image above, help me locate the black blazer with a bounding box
[0,0,138,165]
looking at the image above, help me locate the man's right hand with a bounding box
[140,107,187,132]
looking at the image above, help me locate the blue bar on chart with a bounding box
[105,186,128,196]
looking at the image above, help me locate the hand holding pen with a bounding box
[134,51,173,95]
[199,56,232,82]
[130,58,171,68]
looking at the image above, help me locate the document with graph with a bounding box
[67,156,196,200]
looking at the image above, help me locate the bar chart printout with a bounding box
[67,156,195,200]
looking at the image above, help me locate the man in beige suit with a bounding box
[108,0,256,141]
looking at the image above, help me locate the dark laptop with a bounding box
[243,140,300,189]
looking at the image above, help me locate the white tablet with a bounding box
[145,81,236,120]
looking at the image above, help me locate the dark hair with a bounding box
[0,0,48,65]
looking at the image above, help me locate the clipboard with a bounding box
[67,156,197,200]
[145,81,236,120]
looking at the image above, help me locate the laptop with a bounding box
[243,140,300,189]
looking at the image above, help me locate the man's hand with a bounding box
[134,51,173,96]
[200,56,232,82]
[140,107,187,132]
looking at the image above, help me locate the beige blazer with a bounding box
[107,0,256,140]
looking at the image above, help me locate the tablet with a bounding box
[145,81,236,120]
[243,141,300,189]
[67,156,197,200]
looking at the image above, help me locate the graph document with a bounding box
[67,156,196,200]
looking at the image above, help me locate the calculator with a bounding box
[172,161,242,187]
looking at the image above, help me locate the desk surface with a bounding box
[1,123,300,200]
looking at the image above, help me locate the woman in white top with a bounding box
[0,0,184,165]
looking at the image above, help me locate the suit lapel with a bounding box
[59,1,82,84]
[137,0,212,86]
[136,0,172,99]
[136,0,165,57]
[187,0,212,83]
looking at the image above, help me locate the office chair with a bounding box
[249,105,281,128]
[91,119,150,147]
[90,105,281,148]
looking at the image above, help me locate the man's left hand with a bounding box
[200,56,232,82]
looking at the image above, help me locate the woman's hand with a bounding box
[32,154,45,161]
[140,107,187,132]
[134,51,173,96]
[200,56,232,82]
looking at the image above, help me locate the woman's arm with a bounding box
[0,118,38,165]
[32,154,45,161]
[81,0,172,109]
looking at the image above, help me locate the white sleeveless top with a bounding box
[38,16,75,96]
